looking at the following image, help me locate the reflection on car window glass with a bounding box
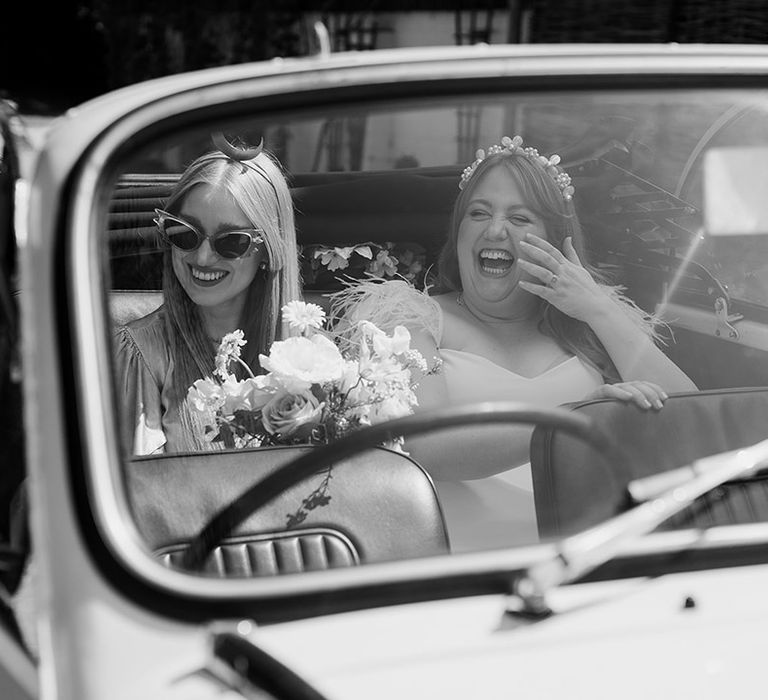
[102,88,768,578]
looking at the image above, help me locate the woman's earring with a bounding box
[259,261,268,271]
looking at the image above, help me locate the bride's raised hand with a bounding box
[518,234,610,322]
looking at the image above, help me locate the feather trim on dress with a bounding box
[327,276,442,351]
[602,283,668,344]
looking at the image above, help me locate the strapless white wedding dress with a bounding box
[436,348,602,551]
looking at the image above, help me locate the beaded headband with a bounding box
[459,134,575,201]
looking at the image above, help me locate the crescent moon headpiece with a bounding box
[209,132,283,230]
[212,131,265,164]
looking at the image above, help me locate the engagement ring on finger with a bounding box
[549,273,559,288]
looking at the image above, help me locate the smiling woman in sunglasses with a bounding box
[113,138,301,455]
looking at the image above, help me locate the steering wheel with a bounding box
[180,401,620,571]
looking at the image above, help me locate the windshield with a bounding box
[102,84,768,583]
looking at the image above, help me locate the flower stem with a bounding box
[234,356,256,378]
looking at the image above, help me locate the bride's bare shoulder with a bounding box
[433,291,459,315]
[432,292,468,345]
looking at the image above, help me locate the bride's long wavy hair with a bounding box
[438,152,658,382]
[160,149,301,404]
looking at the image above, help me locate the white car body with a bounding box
[6,43,768,698]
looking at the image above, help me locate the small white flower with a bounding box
[316,246,355,271]
[353,245,374,260]
[282,300,326,335]
[187,377,224,414]
[404,348,428,374]
[356,321,412,359]
[385,325,412,356]
[214,329,247,380]
[367,249,398,278]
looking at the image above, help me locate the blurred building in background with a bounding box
[3,0,768,112]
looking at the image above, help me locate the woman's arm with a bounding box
[579,296,697,391]
[518,234,697,393]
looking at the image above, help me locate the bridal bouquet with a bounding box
[186,300,435,450]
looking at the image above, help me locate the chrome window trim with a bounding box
[68,46,768,601]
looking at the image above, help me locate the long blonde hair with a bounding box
[438,152,658,382]
[161,149,301,403]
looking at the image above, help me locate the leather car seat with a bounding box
[530,387,768,539]
[126,444,449,576]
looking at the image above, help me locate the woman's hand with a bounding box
[583,380,668,410]
[517,234,610,322]
[517,234,698,396]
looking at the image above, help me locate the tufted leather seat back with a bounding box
[156,529,360,576]
[126,444,449,576]
[530,387,768,539]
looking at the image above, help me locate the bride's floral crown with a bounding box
[459,134,575,201]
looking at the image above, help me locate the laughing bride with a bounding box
[329,135,696,552]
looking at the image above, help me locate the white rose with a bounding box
[260,334,344,392]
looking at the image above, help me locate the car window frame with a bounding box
[60,48,768,623]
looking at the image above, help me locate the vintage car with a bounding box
[4,42,768,698]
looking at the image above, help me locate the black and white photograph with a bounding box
[3,1,768,698]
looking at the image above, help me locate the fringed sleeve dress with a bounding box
[113,307,213,455]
